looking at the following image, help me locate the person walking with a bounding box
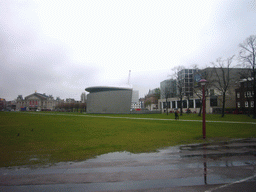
[175,110,179,120]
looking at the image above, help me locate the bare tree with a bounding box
[163,85,170,115]
[192,65,212,116]
[162,79,175,115]
[172,66,185,116]
[239,35,256,118]
[211,56,235,117]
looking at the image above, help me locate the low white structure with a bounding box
[85,86,133,114]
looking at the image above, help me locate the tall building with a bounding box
[160,79,176,99]
[131,90,140,109]
[81,92,87,103]
[177,69,199,97]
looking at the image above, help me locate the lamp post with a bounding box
[199,79,207,139]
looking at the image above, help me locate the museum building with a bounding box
[16,92,60,111]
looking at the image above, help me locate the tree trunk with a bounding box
[253,70,256,119]
[222,92,226,117]
[166,98,168,115]
[198,102,202,116]
[180,97,183,116]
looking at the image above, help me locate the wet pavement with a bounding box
[0,138,256,191]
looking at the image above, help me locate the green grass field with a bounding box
[0,112,255,167]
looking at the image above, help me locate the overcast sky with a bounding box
[1,0,256,101]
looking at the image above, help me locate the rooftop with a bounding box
[85,86,132,93]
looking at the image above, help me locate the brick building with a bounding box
[235,78,254,113]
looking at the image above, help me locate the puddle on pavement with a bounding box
[82,138,256,187]
[1,139,256,189]
[86,146,180,163]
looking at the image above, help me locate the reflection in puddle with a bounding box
[85,139,256,186]
[1,139,255,190]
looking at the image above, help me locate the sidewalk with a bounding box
[1,138,256,191]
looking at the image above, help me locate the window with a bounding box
[245,101,249,108]
[172,101,176,109]
[210,97,218,107]
[177,101,181,108]
[183,100,187,108]
[237,92,240,98]
[247,91,251,97]
[251,101,254,108]
[237,102,240,108]
[210,89,214,96]
[195,99,201,108]
[244,92,247,98]
[189,100,193,108]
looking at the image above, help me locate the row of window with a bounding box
[18,101,54,105]
[237,91,254,98]
[237,101,254,108]
[162,98,218,109]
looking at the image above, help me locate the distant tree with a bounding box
[144,100,152,110]
[239,35,256,118]
[211,56,235,117]
[80,103,86,112]
[154,88,161,99]
[74,103,80,112]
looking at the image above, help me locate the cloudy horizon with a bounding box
[1,0,256,101]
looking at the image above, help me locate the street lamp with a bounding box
[199,79,207,139]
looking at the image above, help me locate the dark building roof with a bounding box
[85,86,132,93]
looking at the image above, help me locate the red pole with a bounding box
[202,84,206,139]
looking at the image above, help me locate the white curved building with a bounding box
[85,86,133,114]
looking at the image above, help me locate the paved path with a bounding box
[27,112,256,125]
[1,138,256,191]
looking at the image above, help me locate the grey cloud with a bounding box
[184,1,256,66]
[0,1,98,100]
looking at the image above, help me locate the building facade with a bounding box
[144,88,160,111]
[81,92,87,103]
[177,69,199,97]
[131,90,141,109]
[160,79,176,99]
[0,98,6,111]
[159,67,250,114]
[85,86,133,114]
[235,78,254,113]
[16,92,62,111]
